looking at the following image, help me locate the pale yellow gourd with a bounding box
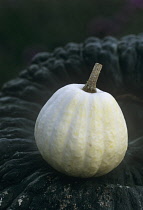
[34,63,128,178]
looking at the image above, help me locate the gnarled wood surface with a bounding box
[0,34,143,209]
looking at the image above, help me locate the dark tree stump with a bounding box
[0,34,143,210]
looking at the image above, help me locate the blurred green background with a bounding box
[0,0,143,88]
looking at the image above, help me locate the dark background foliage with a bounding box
[0,0,143,88]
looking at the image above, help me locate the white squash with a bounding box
[34,63,128,178]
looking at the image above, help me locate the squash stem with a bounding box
[82,63,102,93]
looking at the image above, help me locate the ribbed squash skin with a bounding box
[0,34,143,209]
[35,84,128,177]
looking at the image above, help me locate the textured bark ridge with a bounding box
[0,34,143,209]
